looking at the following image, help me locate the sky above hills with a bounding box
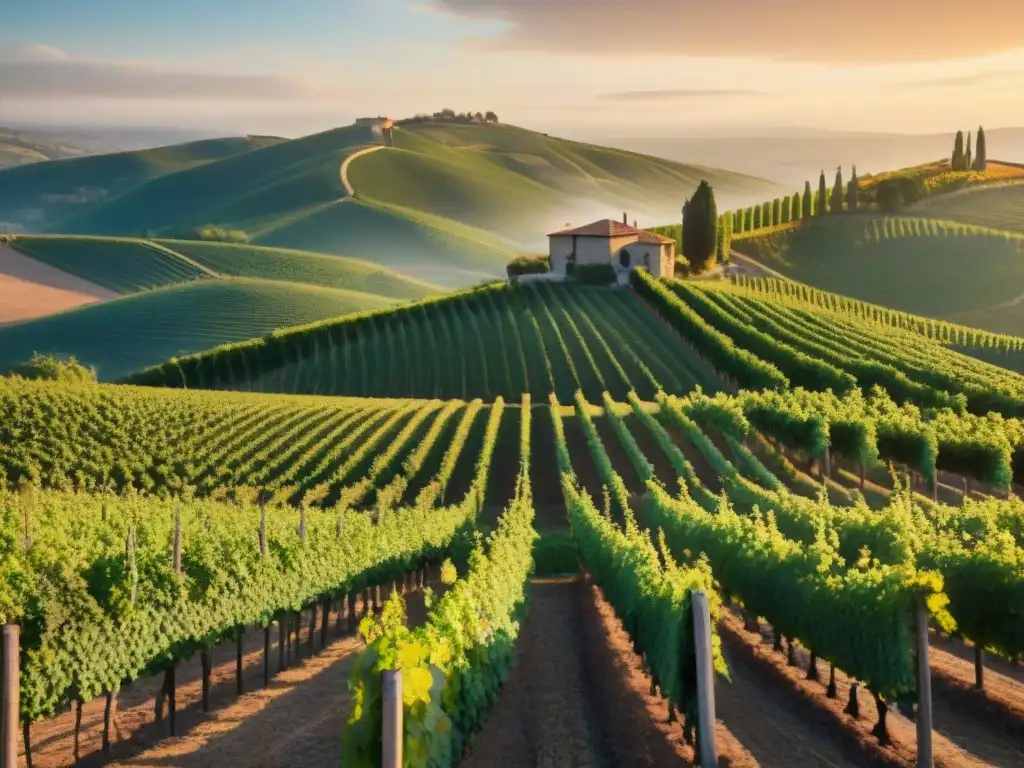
[3,0,1024,138]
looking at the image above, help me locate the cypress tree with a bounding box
[952,130,965,171]
[761,201,770,227]
[792,191,801,222]
[817,171,828,216]
[966,130,973,171]
[718,212,733,262]
[831,166,844,214]
[781,195,791,224]
[744,207,754,231]
[682,180,718,272]
[753,204,762,229]
[847,165,859,211]
[771,198,781,225]
[802,181,813,219]
[975,126,987,170]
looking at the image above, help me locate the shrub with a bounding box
[193,225,250,244]
[874,176,926,212]
[532,531,578,576]
[506,254,550,277]
[573,262,617,285]
[5,353,97,383]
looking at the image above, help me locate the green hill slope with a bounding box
[154,239,442,299]
[0,278,396,380]
[57,125,380,236]
[42,122,778,287]
[350,122,777,242]
[254,199,517,287]
[734,215,1024,335]
[913,181,1024,234]
[0,135,284,230]
[9,235,213,293]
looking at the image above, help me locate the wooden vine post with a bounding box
[260,500,271,685]
[1,624,19,768]
[915,596,934,768]
[381,669,403,768]
[691,590,718,768]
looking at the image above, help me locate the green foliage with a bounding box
[831,167,844,214]
[817,171,828,217]
[802,181,813,219]
[531,531,578,576]
[974,126,988,171]
[5,353,96,384]
[344,395,535,766]
[682,180,718,273]
[952,130,967,171]
[573,262,617,285]
[506,254,550,277]
[192,224,250,244]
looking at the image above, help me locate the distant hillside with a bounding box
[0,125,121,170]
[734,214,1024,335]
[911,180,1024,234]
[347,122,777,245]
[29,121,778,287]
[0,135,285,231]
[0,278,397,380]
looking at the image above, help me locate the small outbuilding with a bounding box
[547,215,676,280]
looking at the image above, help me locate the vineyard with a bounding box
[733,214,1024,334]
[3,276,1024,767]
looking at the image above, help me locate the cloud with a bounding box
[599,89,765,101]
[430,0,1024,62]
[894,69,1024,88]
[0,44,332,100]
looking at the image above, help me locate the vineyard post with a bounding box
[236,628,244,696]
[974,646,984,689]
[1,624,19,768]
[915,596,934,768]
[381,669,403,768]
[691,591,718,768]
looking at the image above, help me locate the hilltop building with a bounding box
[547,215,676,280]
[354,116,394,135]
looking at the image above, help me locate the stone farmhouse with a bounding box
[547,215,676,280]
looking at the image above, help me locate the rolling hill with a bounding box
[0,135,285,231]
[21,121,779,287]
[0,278,398,380]
[733,214,1024,335]
[912,180,1024,233]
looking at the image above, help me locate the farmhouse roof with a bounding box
[547,219,674,244]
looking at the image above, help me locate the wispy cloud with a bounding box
[599,89,765,101]
[429,0,1024,63]
[0,44,334,100]
[894,69,1024,89]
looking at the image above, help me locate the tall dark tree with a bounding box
[781,195,792,224]
[682,180,718,272]
[817,171,828,216]
[847,165,859,211]
[966,130,973,171]
[753,204,762,229]
[952,130,966,171]
[802,181,813,219]
[974,126,988,170]
[791,191,801,222]
[831,166,844,214]
[771,198,781,225]
[744,207,754,231]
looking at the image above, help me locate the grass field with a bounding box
[0,135,284,228]
[9,234,213,293]
[255,198,517,287]
[349,123,778,243]
[0,278,396,380]
[913,181,1024,234]
[734,214,1024,334]
[153,239,442,299]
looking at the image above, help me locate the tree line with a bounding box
[951,126,988,172]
